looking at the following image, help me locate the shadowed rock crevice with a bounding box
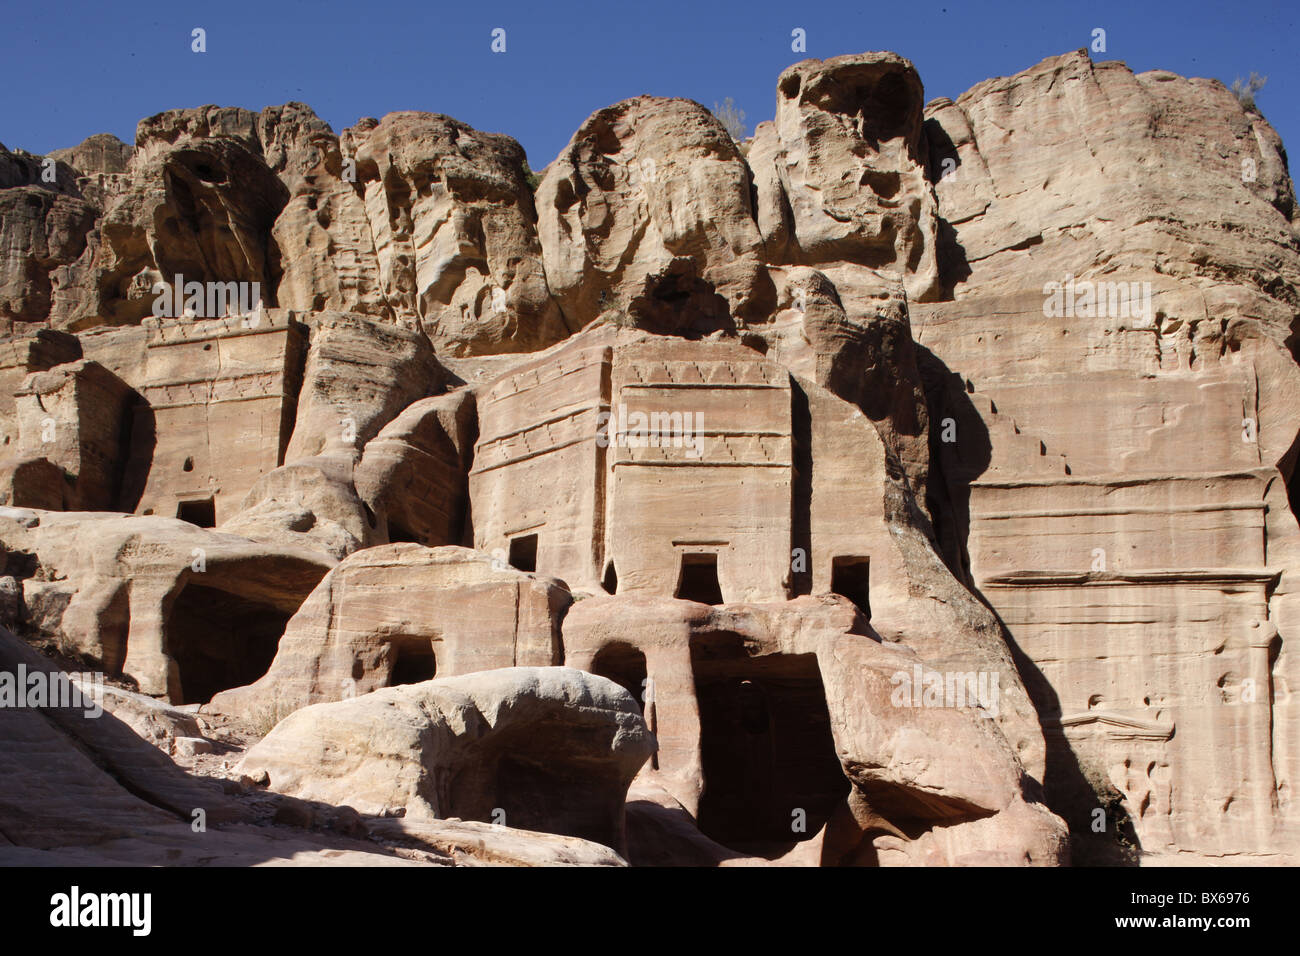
[916,343,990,586]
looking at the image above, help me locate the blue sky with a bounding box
[2,0,1295,170]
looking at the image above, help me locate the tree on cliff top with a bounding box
[712,98,747,142]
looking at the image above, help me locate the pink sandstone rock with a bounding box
[209,544,569,719]
[0,46,1295,866]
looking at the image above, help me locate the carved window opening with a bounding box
[509,533,538,573]
[677,552,723,605]
[831,555,871,619]
[388,637,437,686]
[592,642,648,713]
[176,496,216,528]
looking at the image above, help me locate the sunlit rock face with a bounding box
[914,50,1300,864]
[0,47,1297,866]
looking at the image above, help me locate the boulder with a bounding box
[222,455,383,561]
[0,626,615,866]
[239,666,655,851]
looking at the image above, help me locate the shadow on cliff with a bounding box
[116,393,156,514]
[992,601,1143,866]
[917,343,986,589]
[917,345,1142,865]
[921,118,973,298]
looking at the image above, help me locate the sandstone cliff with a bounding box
[0,47,1295,867]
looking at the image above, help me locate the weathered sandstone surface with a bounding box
[914,50,1300,863]
[210,544,569,717]
[240,666,654,852]
[0,627,622,866]
[0,46,1296,866]
[0,507,332,702]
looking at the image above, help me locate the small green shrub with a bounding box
[522,160,541,192]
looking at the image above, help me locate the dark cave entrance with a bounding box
[676,552,724,605]
[831,556,871,619]
[176,496,216,528]
[690,634,849,854]
[509,533,538,573]
[387,637,438,686]
[591,642,648,711]
[166,583,291,704]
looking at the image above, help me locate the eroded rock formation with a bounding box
[0,46,1296,867]
[240,666,654,852]
[210,544,569,717]
[913,50,1300,864]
